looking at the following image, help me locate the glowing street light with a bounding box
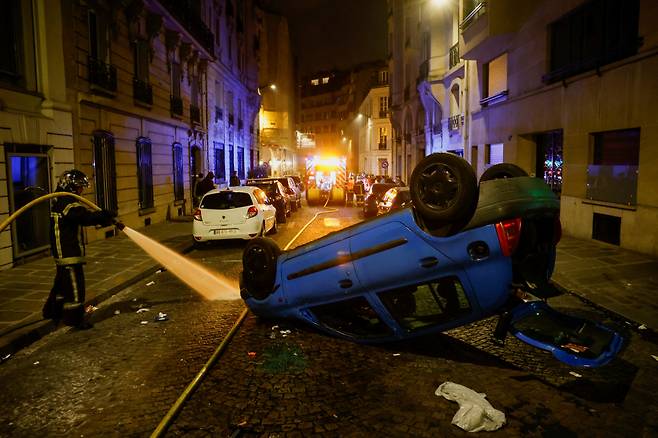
[257,84,277,95]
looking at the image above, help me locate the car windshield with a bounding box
[276,178,291,188]
[249,183,277,197]
[201,192,253,209]
[370,183,396,195]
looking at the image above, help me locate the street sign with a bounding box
[381,160,389,169]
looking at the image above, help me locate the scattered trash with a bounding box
[280,329,291,338]
[271,325,279,330]
[114,310,121,315]
[248,352,257,357]
[136,308,149,314]
[132,298,137,302]
[85,305,98,314]
[269,332,276,339]
[435,382,506,432]
[651,355,658,362]
[638,324,647,330]
[1,354,11,362]
[33,361,40,365]
[146,281,155,286]
[154,312,168,322]
[569,371,582,378]
[393,353,401,357]
[140,321,149,325]
[156,269,163,274]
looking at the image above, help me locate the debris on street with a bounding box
[569,371,583,378]
[140,321,149,325]
[638,324,647,330]
[156,269,164,274]
[85,305,98,314]
[248,352,257,357]
[435,381,506,432]
[114,310,121,315]
[136,308,149,314]
[33,361,40,365]
[393,353,401,357]
[651,355,658,362]
[154,312,168,322]
[146,281,156,286]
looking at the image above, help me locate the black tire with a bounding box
[410,153,478,228]
[479,163,528,183]
[277,210,287,224]
[242,237,281,300]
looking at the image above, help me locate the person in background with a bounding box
[196,172,216,199]
[229,171,240,186]
[192,172,204,207]
[345,176,355,206]
[42,170,118,329]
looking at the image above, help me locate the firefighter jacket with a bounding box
[50,192,114,265]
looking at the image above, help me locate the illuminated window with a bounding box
[311,79,319,86]
[481,53,508,106]
[322,77,329,84]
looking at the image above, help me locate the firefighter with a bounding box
[42,170,119,329]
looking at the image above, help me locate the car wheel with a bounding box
[278,210,287,224]
[480,163,528,183]
[242,237,281,300]
[410,152,478,229]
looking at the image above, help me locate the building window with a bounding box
[173,143,184,201]
[379,96,388,118]
[485,143,504,166]
[1,0,37,91]
[190,75,200,124]
[214,80,223,121]
[133,39,152,105]
[237,147,245,179]
[311,78,319,86]
[87,8,116,93]
[379,70,389,85]
[136,137,154,210]
[229,144,235,177]
[586,128,639,205]
[214,142,225,182]
[481,53,508,106]
[322,77,329,84]
[92,131,118,211]
[379,127,387,150]
[170,62,182,116]
[545,0,640,83]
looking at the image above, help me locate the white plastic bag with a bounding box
[435,382,506,432]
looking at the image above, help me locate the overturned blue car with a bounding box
[240,153,623,368]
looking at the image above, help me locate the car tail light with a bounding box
[553,216,562,244]
[496,218,522,257]
[193,208,202,221]
[246,206,258,218]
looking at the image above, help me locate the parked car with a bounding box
[193,186,277,244]
[246,180,291,224]
[239,153,624,368]
[288,175,305,193]
[378,186,412,215]
[363,183,397,217]
[249,177,302,211]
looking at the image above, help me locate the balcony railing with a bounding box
[379,110,389,118]
[449,114,463,131]
[190,104,200,124]
[133,78,153,105]
[215,106,223,121]
[228,113,234,126]
[170,95,183,116]
[159,0,215,54]
[449,43,460,69]
[88,56,117,94]
[460,1,487,30]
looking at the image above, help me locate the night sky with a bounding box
[261,0,388,76]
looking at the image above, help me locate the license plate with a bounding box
[214,229,236,235]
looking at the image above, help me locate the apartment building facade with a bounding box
[356,69,393,176]
[389,0,658,256]
[0,0,260,269]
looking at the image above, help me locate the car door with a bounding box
[507,300,624,367]
[253,188,275,229]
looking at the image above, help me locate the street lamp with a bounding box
[258,84,277,95]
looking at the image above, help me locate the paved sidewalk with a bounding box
[0,218,656,361]
[0,220,194,360]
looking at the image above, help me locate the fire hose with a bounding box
[0,192,122,234]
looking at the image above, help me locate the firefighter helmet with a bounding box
[57,169,90,193]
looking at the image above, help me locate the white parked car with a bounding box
[193,186,277,244]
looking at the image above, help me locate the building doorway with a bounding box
[535,130,563,194]
[6,145,51,258]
